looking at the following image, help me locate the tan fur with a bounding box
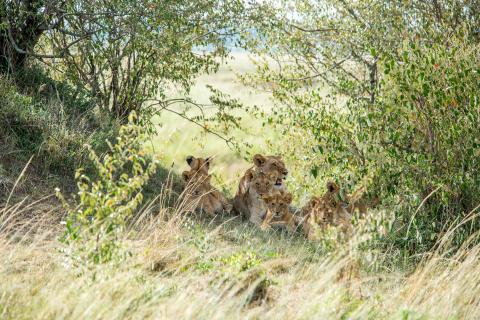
[341,183,379,218]
[261,190,296,233]
[185,155,211,176]
[182,156,231,215]
[346,196,379,218]
[301,182,352,239]
[234,170,276,226]
[236,154,288,196]
[233,154,288,218]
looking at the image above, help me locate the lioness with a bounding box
[233,170,276,226]
[237,154,288,195]
[233,154,288,219]
[301,182,352,240]
[181,157,231,215]
[261,190,296,233]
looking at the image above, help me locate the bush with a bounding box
[258,33,480,255]
[58,113,158,266]
[371,37,480,251]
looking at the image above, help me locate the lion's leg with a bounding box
[302,213,317,240]
[233,195,249,219]
[201,195,216,216]
[248,207,263,226]
[212,189,232,213]
[261,209,274,230]
[270,213,296,233]
[283,212,297,233]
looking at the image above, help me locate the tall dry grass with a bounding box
[1,186,480,319]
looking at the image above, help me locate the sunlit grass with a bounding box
[2,195,480,319]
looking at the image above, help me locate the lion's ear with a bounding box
[253,154,266,167]
[186,155,194,166]
[182,171,190,181]
[261,194,272,201]
[246,170,255,180]
[205,156,212,168]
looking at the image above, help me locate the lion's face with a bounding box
[262,190,292,217]
[301,182,343,227]
[252,154,288,187]
[182,170,212,197]
[186,155,211,175]
[250,171,275,196]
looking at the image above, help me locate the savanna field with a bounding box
[2,2,480,319]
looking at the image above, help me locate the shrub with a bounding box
[261,34,480,254]
[371,37,480,251]
[57,112,158,266]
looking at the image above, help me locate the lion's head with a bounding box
[248,171,276,196]
[252,154,288,187]
[262,190,293,218]
[186,155,211,175]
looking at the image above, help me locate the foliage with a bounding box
[372,38,480,250]
[243,0,480,102]
[57,112,158,266]
[1,0,246,120]
[0,69,116,196]
[243,1,480,253]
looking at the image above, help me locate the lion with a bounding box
[237,154,288,194]
[233,154,288,218]
[181,160,231,216]
[301,182,352,240]
[233,170,276,226]
[346,193,380,218]
[185,155,211,175]
[260,190,296,233]
[332,180,380,218]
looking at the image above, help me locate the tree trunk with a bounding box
[0,1,45,73]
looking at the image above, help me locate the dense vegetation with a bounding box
[1,1,480,319]
[242,0,480,255]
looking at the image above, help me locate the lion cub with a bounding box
[186,155,211,175]
[261,190,296,233]
[301,182,352,240]
[233,170,276,225]
[181,156,231,216]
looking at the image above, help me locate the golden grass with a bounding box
[2,191,480,320]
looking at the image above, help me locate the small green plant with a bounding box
[57,112,158,266]
[220,251,262,272]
